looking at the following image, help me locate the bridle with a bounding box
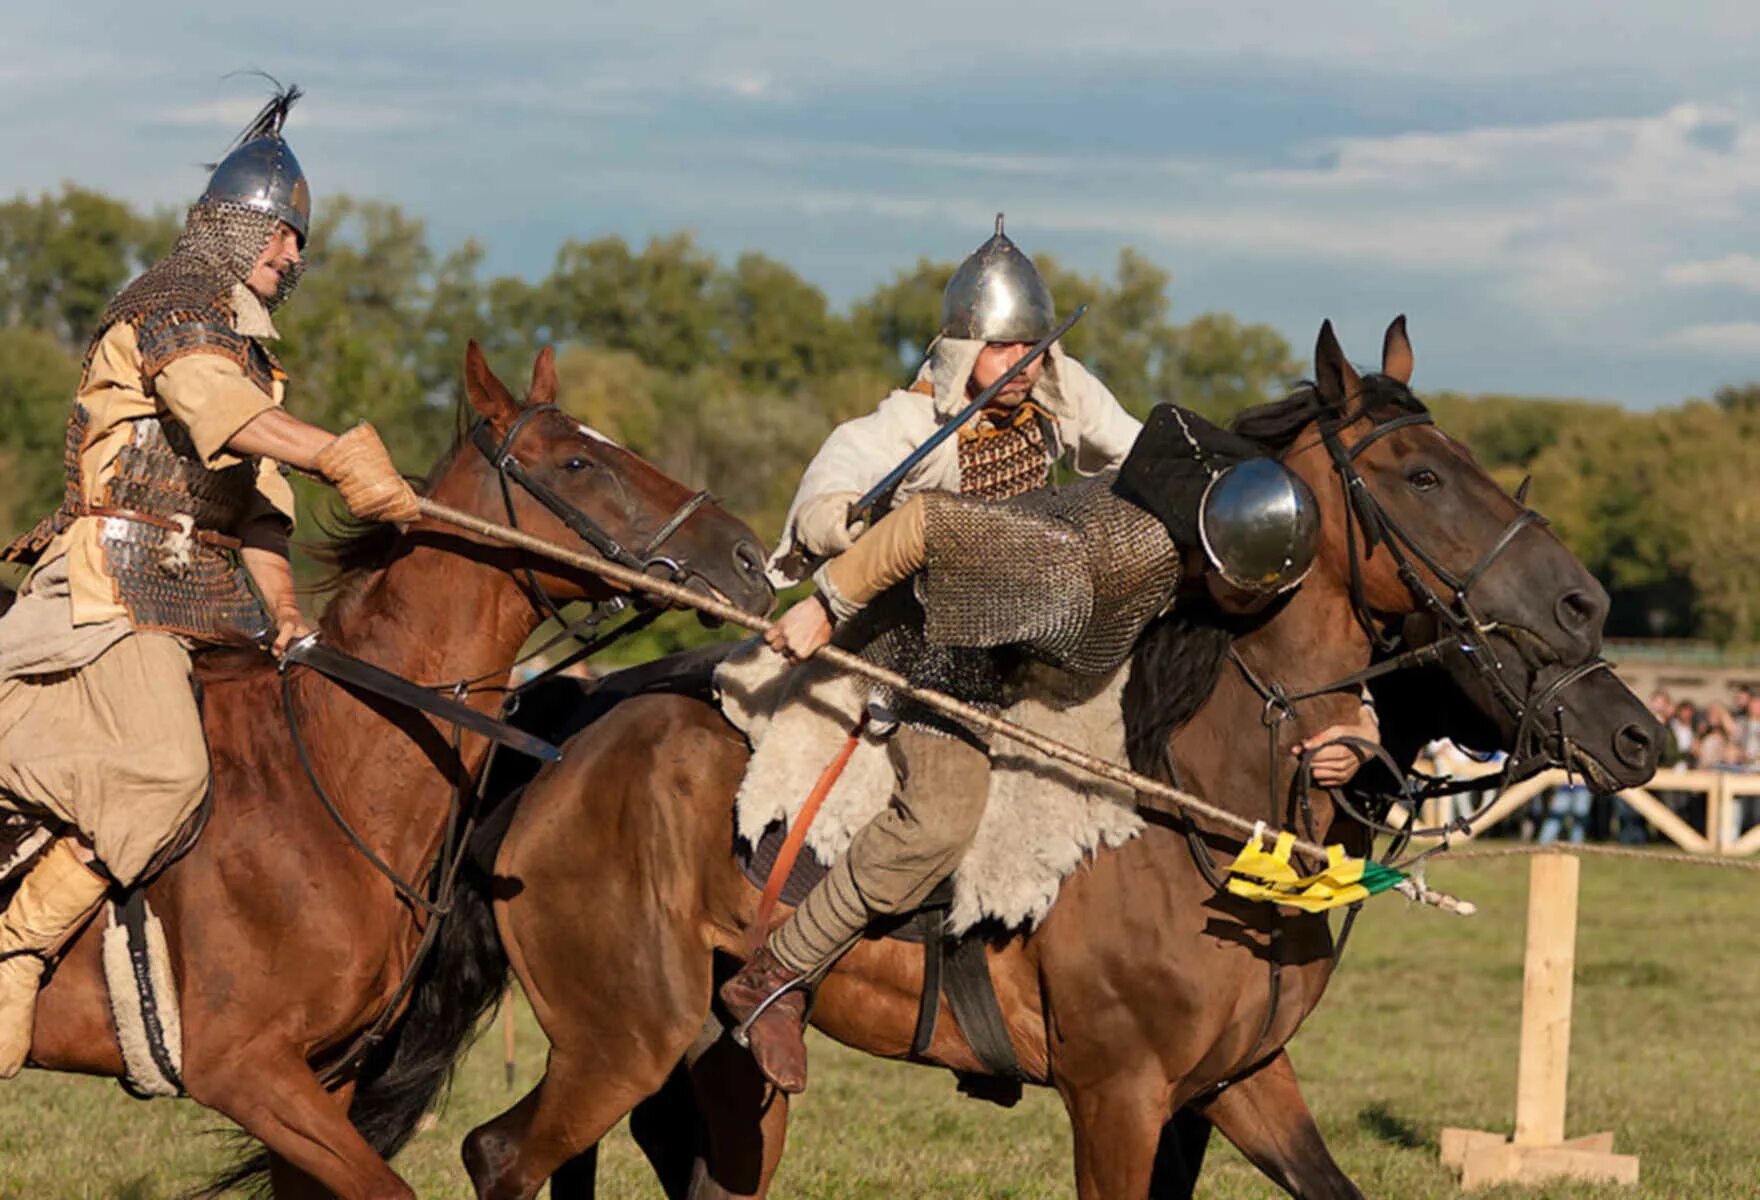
[289,404,732,1085]
[1194,399,1611,876]
[468,403,719,629]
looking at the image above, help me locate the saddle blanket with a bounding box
[715,638,1142,936]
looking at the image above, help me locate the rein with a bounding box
[286,408,711,1084]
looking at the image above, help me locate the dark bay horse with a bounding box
[524,606,1661,1200]
[408,320,1630,1200]
[12,342,771,1199]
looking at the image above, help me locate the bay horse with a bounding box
[464,595,1660,1200]
[381,319,1623,1199]
[9,342,772,1199]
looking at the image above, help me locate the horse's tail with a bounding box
[344,855,510,1159]
[197,857,509,1196]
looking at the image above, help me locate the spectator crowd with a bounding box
[1415,685,1760,847]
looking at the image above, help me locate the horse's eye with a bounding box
[1407,468,1441,492]
[562,457,588,473]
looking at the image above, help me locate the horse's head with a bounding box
[429,341,774,618]
[1279,318,1607,670]
[1372,614,1661,794]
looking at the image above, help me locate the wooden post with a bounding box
[1440,854,1639,1189]
[502,986,517,1091]
[1513,853,1576,1146]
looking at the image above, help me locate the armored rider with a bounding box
[768,215,1142,586]
[0,85,421,1076]
[725,398,1382,1094]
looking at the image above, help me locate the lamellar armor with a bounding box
[0,84,310,646]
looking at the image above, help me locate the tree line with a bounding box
[1,183,1753,643]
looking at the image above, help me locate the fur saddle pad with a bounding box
[716,639,1143,936]
[102,890,184,1099]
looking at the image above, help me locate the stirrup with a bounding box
[730,975,818,1049]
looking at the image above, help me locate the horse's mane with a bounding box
[1121,375,1428,778]
[304,413,473,612]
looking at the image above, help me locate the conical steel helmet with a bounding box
[198,83,311,242]
[939,214,1056,343]
[1198,458,1321,595]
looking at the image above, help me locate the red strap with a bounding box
[748,714,868,955]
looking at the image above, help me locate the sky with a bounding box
[5,2,1760,407]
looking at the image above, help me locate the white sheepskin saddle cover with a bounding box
[716,638,1143,935]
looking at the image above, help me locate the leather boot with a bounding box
[719,946,809,1094]
[0,839,108,1077]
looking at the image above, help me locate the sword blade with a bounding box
[849,303,1088,526]
[283,638,562,762]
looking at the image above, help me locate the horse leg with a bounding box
[544,1066,698,1200]
[192,1054,413,1200]
[683,1029,790,1199]
[265,1083,361,1198]
[1147,1107,1214,1200]
[1062,1074,1172,1200]
[545,1144,599,1200]
[1196,1050,1362,1200]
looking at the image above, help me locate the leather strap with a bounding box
[79,505,243,552]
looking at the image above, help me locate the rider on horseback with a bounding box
[767,215,1141,586]
[0,85,420,1077]
[725,232,1382,1094]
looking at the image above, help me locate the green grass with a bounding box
[3,856,1757,1197]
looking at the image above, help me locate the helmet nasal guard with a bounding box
[1198,458,1321,595]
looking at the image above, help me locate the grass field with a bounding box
[2,854,1757,1198]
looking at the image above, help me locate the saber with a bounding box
[281,634,562,762]
[849,304,1088,527]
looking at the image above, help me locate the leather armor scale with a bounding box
[94,417,271,645]
[955,415,1051,500]
[845,472,1180,735]
[1,266,279,642]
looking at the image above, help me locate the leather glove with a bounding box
[314,423,421,524]
[793,492,864,556]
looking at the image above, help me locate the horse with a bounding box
[4,341,772,1200]
[360,317,1637,1200]
[497,598,1660,1200]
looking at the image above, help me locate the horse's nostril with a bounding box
[1613,722,1656,771]
[1556,589,1600,632]
[733,542,765,581]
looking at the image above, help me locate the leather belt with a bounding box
[79,505,244,552]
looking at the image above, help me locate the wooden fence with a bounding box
[1412,766,1760,856]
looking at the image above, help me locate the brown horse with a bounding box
[519,603,1661,1200]
[423,319,1629,1200]
[12,342,771,1199]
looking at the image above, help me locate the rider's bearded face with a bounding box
[247,222,303,303]
[967,341,1045,406]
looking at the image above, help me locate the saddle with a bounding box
[491,643,1029,1099]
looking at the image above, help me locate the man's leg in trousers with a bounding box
[723,725,990,1094]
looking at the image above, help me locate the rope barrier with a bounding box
[419,499,1758,901]
[1438,842,1760,872]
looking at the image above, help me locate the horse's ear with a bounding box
[1381,314,1414,385]
[464,339,522,428]
[1313,320,1362,411]
[529,345,559,407]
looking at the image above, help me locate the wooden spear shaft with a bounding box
[424,499,1478,913]
[420,497,1312,852]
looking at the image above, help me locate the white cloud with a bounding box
[1665,254,1760,292]
[1657,322,1760,353]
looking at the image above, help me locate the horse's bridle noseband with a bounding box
[1316,405,1568,728]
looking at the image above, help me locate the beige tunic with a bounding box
[0,285,296,881]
